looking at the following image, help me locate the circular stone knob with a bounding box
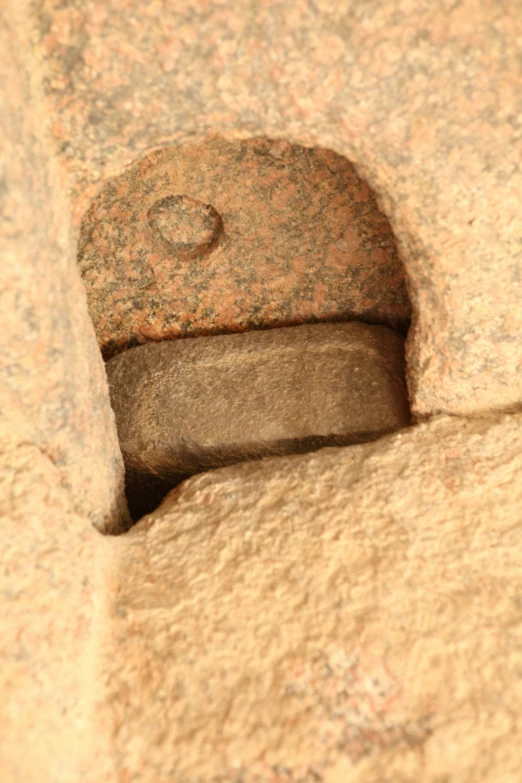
[147,194,223,260]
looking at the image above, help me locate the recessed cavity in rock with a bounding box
[78,136,412,520]
[147,194,223,259]
[78,137,411,360]
[106,322,410,521]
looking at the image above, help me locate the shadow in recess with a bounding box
[123,427,411,523]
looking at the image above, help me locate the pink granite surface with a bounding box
[79,138,410,358]
[2,2,522,781]
[0,436,110,783]
[33,0,522,416]
[0,3,128,532]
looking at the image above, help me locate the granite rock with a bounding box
[0,429,112,783]
[100,412,522,783]
[0,2,128,532]
[3,1,522,781]
[79,137,410,359]
[32,0,522,416]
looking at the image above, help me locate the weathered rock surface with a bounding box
[3,2,522,781]
[33,0,522,416]
[101,412,522,782]
[0,428,112,783]
[0,2,128,532]
[79,137,409,359]
[106,323,410,518]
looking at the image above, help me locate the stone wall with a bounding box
[33,0,522,416]
[2,1,522,781]
[0,1,128,532]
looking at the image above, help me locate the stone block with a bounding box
[0,433,111,783]
[106,322,410,517]
[78,137,410,360]
[0,3,128,533]
[102,412,522,783]
[32,0,522,416]
[3,1,522,780]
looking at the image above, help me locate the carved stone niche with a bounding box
[78,136,412,518]
[107,322,411,519]
[5,2,522,781]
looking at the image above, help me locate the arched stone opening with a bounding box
[78,137,413,521]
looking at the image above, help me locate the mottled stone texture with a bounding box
[100,413,522,782]
[3,1,522,782]
[33,0,522,416]
[79,138,409,358]
[0,429,112,783]
[107,323,410,518]
[0,4,128,533]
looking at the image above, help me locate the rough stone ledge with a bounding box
[98,411,522,783]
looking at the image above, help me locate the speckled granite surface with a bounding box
[4,2,522,781]
[102,412,522,783]
[0,3,128,532]
[79,138,410,358]
[0,436,111,782]
[33,0,522,416]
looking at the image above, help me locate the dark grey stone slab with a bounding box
[106,322,410,518]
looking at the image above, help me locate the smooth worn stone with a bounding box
[79,137,410,359]
[106,322,410,518]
